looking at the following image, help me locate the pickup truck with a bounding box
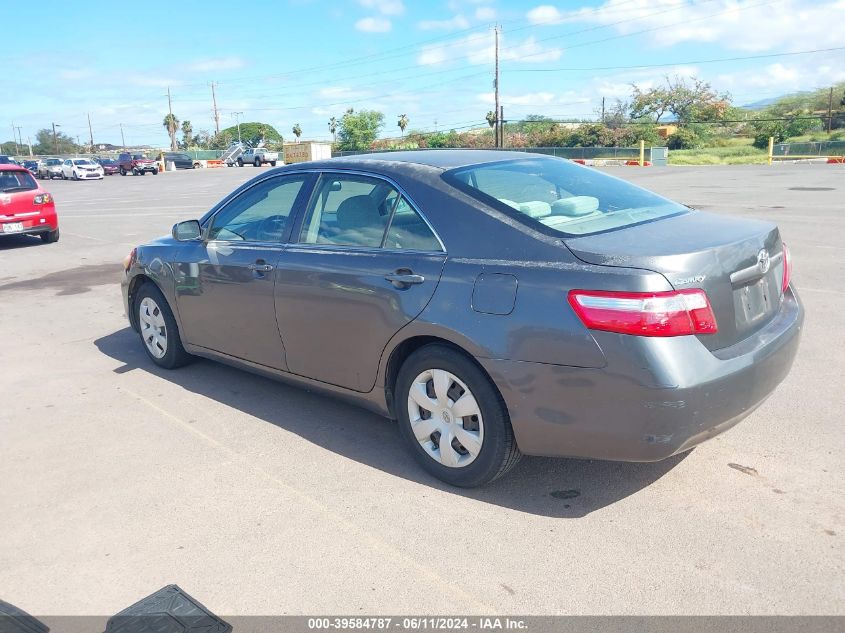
[237,147,279,167]
[118,152,158,176]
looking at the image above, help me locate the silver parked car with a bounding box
[121,151,803,487]
[37,158,63,180]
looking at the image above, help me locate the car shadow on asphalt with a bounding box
[95,327,687,519]
[0,235,44,250]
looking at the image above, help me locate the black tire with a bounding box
[254,158,260,167]
[237,158,244,167]
[120,167,126,176]
[40,228,60,243]
[395,344,521,487]
[134,283,192,369]
[270,161,277,167]
[152,169,158,175]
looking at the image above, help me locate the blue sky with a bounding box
[3,0,844,148]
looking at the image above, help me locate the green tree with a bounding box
[630,76,730,125]
[180,120,193,149]
[217,122,282,147]
[397,114,409,136]
[163,113,179,151]
[485,110,497,128]
[328,117,338,143]
[1,141,18,154]
[292,123,302,142]
[337,108,384,151]
[32,128,79,155]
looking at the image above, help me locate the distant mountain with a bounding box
[740,97,778,110]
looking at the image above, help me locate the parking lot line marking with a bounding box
[121,385,498,613]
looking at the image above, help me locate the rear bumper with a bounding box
[480,288,804,461]
[0,214,58,237]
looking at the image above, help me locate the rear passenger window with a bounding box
[384,197,441,251]
[299,175,390,247]
[298,173,442,251]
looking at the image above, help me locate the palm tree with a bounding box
[181,120,192,149]
[397,114,409,137]
[485,110,497,128]
[328,117,338,143]
[292,123,302,143]
[163,113,179,151]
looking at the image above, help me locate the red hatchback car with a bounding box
[0,164,59,243]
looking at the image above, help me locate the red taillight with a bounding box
[33,193,52,204]
[568,289,718,337]
[781,242,792,292]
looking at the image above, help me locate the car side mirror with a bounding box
[172,220,202,241]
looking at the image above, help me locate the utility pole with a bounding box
[11,123,19,155]
[87,113,95,151]
[210,81,220,135]
[601,97,606,123]
[120,123,126,149]
[499,105,504,148]
[827,87,834,134]
[494,25,500,149]
[52,122,60,154]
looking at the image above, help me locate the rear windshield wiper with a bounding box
[1,186,34,193]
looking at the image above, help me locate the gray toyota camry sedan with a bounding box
[121,150,803,487]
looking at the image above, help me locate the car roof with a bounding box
[317,149,539,171]
[0,164,28,172]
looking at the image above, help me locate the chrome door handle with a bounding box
[385,272,425,288]
[248,263,274,272]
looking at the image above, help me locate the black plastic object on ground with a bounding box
[104,585,231,633]
[0,599,49,633]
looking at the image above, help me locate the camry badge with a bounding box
[757,249,771,274]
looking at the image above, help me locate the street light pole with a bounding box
[52,123,60,154]
[232,112,244,145]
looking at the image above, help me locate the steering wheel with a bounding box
[256,215,286,242]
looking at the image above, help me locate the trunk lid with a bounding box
[565,211,785,351]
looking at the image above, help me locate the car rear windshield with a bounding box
[442,157,688,237]
[0,170,37,192]
[132,154,147,159]
[73,159,94,165]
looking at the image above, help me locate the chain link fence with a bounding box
[773,141,845,158]
[332,146,651,160]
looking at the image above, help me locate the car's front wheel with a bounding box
[237,158,244,167]
[135,284,192,369]
[395,344,521,487]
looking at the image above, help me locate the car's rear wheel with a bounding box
[120,168,126,176]
[40,228,59,244]
[395,344,521,487]
[254,158,260,167]
[270,161,277,167]
[135,284,192,369]
[237,158,244,167]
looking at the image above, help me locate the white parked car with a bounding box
[237,147,279,167]
[61,158,104,181]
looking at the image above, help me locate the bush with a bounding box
[666,127,703,149]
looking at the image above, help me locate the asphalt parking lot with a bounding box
[0,164,842,616]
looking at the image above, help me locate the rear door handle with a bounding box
[385,271,425,288]
[248,263,274,272]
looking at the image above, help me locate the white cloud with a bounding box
[475,6,496,20]
[418,33,561,66]
[418,14,470,30]
[186,57,245,72]
[356,16,392,32]
[534,0,845,52]
[358,0,405,16]
[527,5,564,25]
